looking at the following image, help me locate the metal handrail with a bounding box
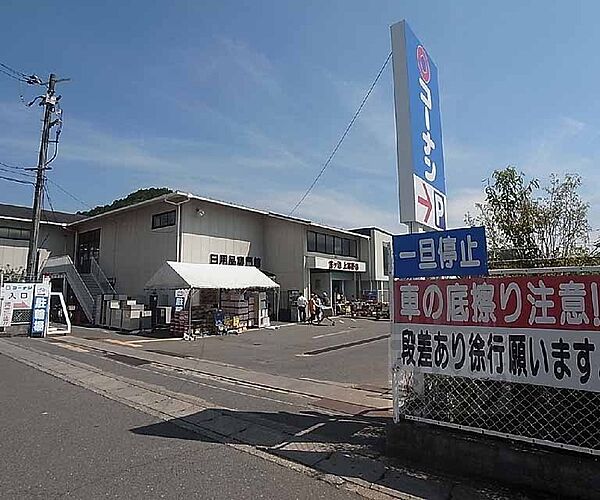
[90,257,116,294]
[44,255,95,322]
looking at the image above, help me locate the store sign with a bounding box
[0,299,13,327]
[30,283,50,337]
[209,254,261,268]
[391,275,600,392]
[393,226,488,278]
[391,20,446,230]
[313,256,366,273]
[1,283,35,309]
[174,288,189,313]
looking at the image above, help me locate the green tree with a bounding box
[466,166,594,266]
[79,187,173,217]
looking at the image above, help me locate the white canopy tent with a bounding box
[145,262,280,290]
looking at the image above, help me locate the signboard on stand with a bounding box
[391,20,446,230]
[30,283,51,337]
[393,226,488,278]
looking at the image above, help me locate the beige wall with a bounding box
[74,201,177,299]
[180,201,264,264]
[263,217,306,303]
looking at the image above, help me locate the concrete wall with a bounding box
[0,219,74,271]
[263,217,306,305]
[74,201,177,300]
[180,200,264,264]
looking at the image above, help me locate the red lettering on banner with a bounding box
[394,275,600,332]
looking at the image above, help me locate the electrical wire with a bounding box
[0,174,33,185]
[288,51,392,216]
[0,62,28,79]
[46,178,93,210]
[43,183,58,223]
[0,160,28,171]
[0,67,27,83]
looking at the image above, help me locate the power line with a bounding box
[0,160,28,171]
[0,67,27,83]
[0,61,28,79]
[0,174,33,185]
[289,51,392,216]
[46,178,93,210]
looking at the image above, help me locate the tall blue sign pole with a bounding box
[391,21,447,231]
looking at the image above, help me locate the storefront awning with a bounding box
[144,261,279,290]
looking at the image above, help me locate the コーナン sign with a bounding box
[391,20,446,230]
[391,275,600,393]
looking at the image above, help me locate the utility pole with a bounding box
[25,74,57,281]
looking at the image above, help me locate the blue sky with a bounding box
[0,0,599,232]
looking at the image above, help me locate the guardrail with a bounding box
[44,255,94,322]
[90,257,116,295]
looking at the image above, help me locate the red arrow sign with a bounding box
[417,182,432,223]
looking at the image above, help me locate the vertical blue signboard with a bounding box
[391,20,447,230]
[30,283,50,337]
[393,226,488,279]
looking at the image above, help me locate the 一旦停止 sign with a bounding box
[393,226,487,278]
[391,275,600,393]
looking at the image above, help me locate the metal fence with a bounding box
[393,368,600,454]
[12,309,32,325]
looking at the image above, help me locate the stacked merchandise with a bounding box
[189,289,219,334]
[221,290,249,330]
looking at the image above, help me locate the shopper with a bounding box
[308,294,317,324]
[297,293,307,323]
[314,295,323,324]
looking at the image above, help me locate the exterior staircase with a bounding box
[43,255,116,324]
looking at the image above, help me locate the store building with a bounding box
[0,192,397,323]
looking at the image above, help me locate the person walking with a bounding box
[314,295,323,324]
[308,294,317,324]
[297,293,307,323]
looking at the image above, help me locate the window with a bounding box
[334,237,342,255]
[341,238,350,257]
[326,235,334,254]
[316,233,326,253]
[306,230,360,259]
[349,239,357,258]
[0,226,30,241]
[307,231,316,252]
[152,210,176,229]
[383,245,390,276]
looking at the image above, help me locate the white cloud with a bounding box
[446,187,485,229]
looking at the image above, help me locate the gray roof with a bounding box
[0,203,84,225]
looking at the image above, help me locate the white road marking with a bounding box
[312,328,354,339]
[103,339,142,348]
[128,338,182,344]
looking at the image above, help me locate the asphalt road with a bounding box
[0,354,361,500]
[72,317,390,390]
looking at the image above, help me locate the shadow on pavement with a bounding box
[130,408,481,499]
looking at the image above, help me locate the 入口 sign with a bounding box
[391,20,447,230]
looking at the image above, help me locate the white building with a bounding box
[1,192,393,323]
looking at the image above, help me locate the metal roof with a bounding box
[0,203,84,225]
[69,191,369,238]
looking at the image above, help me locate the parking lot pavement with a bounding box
[71,318,391,390]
